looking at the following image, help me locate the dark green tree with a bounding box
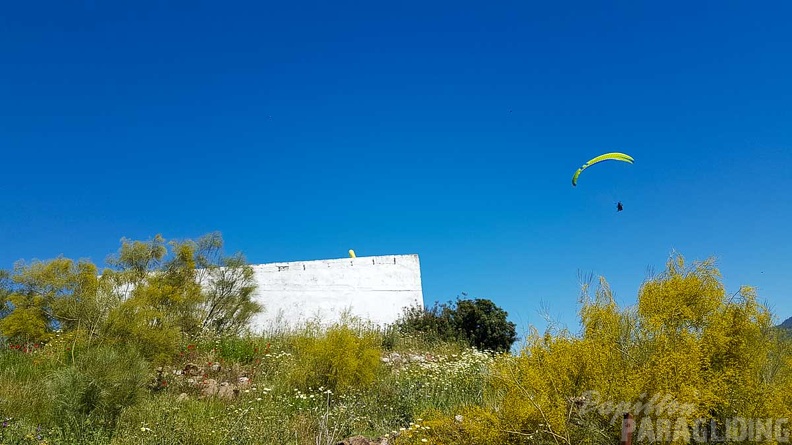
[396,296,518,353]
[449,298,518,353]
[395,301,457,344]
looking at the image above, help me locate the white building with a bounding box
[247,254,424,333]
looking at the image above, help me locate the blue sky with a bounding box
[2,1,790,336]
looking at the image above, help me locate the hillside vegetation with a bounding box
[1,234,791,444]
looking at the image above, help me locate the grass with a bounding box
[3,319,790,445]
[6,255,789,444]
[5,237,789,444]
[0,320,495,445]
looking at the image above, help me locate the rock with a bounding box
[201,379,219,397]
[381,353,402,366]
[217,382,238,400]
[184,363,201,376]
[177,393,189,402]
[201,380,238,400]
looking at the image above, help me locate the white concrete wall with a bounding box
[248,254,424,333]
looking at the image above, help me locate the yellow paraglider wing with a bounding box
[572,152,634,186]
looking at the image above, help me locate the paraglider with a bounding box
[571,152,634,212]
[571,152,634,187]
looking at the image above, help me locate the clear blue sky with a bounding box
[2,1,791,337]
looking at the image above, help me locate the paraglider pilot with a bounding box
[617,202,623,212]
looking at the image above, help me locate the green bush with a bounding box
[102,300,183,364]
[449,298,517,353]
[395,302,456,344]
[395,298,518,353]
[45,344,149,433]
[287,323,382,394]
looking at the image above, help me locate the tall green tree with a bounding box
[0,257,100,344]
[102,235,205,361]
[191,232,261,336]
[101,232,261,361]
[0,231,261,357]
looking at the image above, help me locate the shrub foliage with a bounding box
[398,254,792,445]
[396,297,518,353]
[0,232,261,363]
[1,242,791,445]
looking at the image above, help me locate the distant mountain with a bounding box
[780,317,792,329]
